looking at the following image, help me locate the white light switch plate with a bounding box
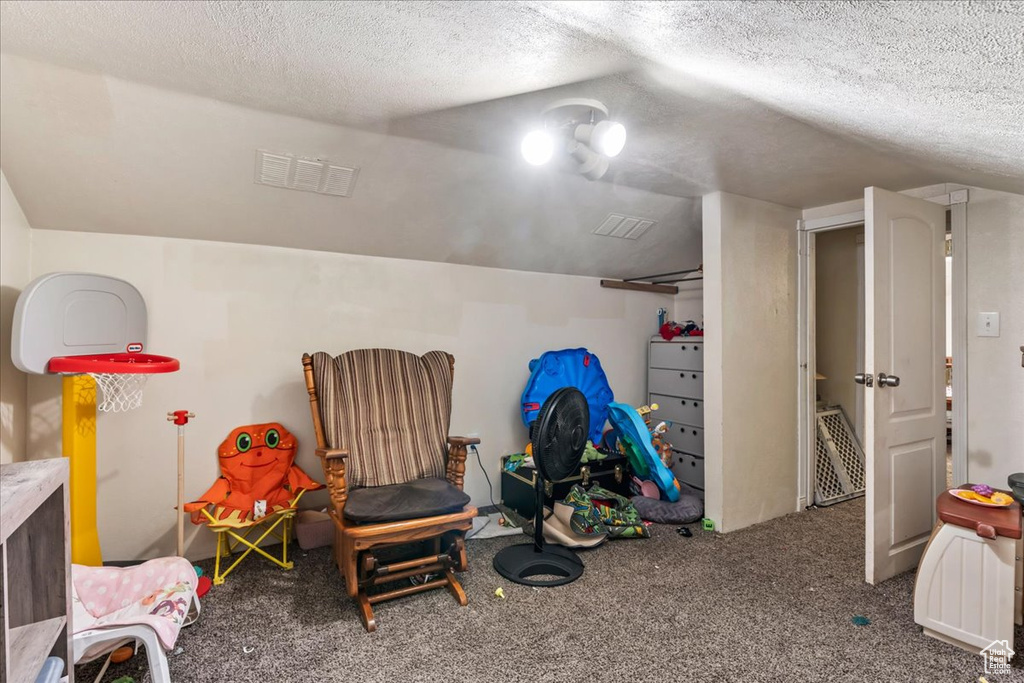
[977,311,1000,337]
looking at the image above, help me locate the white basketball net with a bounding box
[89,373,150,413]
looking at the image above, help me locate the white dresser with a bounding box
[647,336,705,495]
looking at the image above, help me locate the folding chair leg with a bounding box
[212,515,296,584]
[213,531,227,586]
[282,517,289,566]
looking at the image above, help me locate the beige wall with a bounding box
[966,188,1024,487]
[26,229,673,561]
[0,170,32,464]
[814,227,862,430]
[703,192,800,532]
[675,282,704,328]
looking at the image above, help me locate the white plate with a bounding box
[948,488,1012,507]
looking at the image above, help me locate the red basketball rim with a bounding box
[48,353,180,374]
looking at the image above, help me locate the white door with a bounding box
[863,187,947,585]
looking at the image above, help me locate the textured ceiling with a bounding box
[0,55,701,279]
[0,0,1022,276]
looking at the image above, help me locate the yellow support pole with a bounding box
[63,374,103,566]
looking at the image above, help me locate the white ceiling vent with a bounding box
[254,150,359,197]
[592,213,656,240]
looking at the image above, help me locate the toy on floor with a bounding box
[521,348,614,444]
[184,422,323,584]
[637,403,673,468]
[606,402,681,502]
[168,410,196,557]
[11,272,180,565]
[914,486,1021,659]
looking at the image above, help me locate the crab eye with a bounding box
[265,429,280,449]
[236,432,252,452]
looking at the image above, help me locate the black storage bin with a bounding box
[500,453,631,520]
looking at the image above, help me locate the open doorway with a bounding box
[811,225,868,506]
[798,187,967,585]
[804,217,957,511]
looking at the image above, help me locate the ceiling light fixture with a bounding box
[568,140,610,181]
[520,98,625,181]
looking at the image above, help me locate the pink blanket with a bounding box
[72,557,198,659]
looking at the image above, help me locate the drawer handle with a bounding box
[692,374,698,379]
[692,430,698,436]
[693,346,699,351]
[691,460,697,467]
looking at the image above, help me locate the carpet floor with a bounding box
[80,499,1023,683]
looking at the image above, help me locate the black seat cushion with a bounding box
[343,477,471,523]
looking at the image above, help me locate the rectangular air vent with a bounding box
[592,213,656,240]
[254,150,359,197]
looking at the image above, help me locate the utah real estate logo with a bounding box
[981,639,1014,675]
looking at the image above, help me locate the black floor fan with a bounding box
[493,386,590,586]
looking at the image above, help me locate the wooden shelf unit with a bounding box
[1,459,74,683]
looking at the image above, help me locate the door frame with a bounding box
[796,187,969,510]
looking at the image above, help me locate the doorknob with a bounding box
[854,373,874,387]
[877,372,900,388]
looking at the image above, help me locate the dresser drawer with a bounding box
[649,341,704,371]
[667,422,704,456]
[651,393,704,428]
[672,452,705,489]
[648,367,704,399]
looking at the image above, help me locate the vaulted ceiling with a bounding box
[1,1,1021,277]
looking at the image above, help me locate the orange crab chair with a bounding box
[185,422,322,585]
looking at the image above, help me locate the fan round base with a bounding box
[492,543,584,587]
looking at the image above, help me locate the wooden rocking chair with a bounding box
[301,349,478,631]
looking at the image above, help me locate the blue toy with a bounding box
[520,348,613,444]
[606,402,681,502]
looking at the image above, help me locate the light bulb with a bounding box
[595,121,626,157]
[521,130,555,165]
[574,120,627,158]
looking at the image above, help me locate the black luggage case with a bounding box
[500,453,631,520]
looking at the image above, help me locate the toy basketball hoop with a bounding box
[11,272,180,564]
[49,353,180,412]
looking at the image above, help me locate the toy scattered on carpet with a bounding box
[606,402,682,502]
[659,319,703,340]
[494,587,506,600]
[636,403,673,468]
[851,615,871,626]
[521,348,614,444]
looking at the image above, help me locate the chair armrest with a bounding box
[445,437,478,491]
[315,448,349,513]
[316,447,349,460]
[447,436,481,447]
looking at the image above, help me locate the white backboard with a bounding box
[11,272,148,374]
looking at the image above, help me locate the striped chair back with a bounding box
[309,349,452,488]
